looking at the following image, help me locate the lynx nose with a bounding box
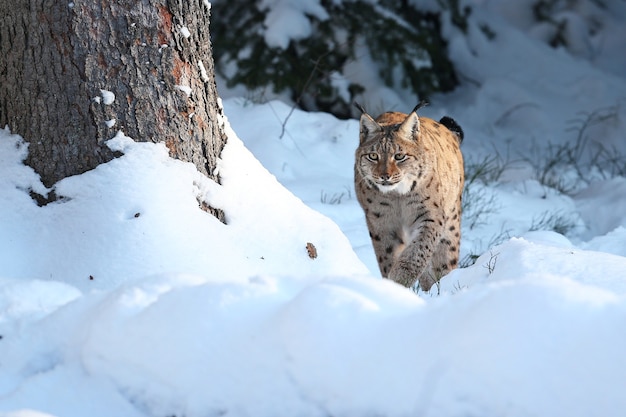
[380,173,390,181]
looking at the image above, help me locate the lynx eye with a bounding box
[394,153,407,161]
[366,153,379,161]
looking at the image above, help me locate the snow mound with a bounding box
[1,237,625,417]
[0,127,367,292]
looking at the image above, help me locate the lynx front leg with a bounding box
[388,222,440,291]
[366,221,406,278]
[431,220,462,283]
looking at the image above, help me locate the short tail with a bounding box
[439,116,464,144]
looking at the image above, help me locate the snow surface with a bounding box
[2,1,626,417]
[180,26,191,39]
[260,0,329,49]
[99,89,115,105]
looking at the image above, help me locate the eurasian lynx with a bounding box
[354,102,464,292]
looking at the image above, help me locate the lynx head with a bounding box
[355,102,429,194]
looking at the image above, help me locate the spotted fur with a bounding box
[354,103,464,291]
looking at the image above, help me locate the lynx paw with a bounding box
[388,263,418,289]
[417,274,436,292]
[389,263,437,292]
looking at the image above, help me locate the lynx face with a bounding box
[355,121,429,195]
[354,103,464,292]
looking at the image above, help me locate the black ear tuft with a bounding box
[353,102,367,115]
[439,116,464,143]
[411,100,429,114]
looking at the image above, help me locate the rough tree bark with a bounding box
[0,0,226,221]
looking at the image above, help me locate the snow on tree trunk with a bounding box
[0,0,226,221]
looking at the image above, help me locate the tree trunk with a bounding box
[0,0,226,221]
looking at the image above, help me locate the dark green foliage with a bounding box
[211,0,470,118]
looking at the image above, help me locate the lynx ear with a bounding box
[398,112,420,139]
[398,101,427,140]
[354,102,381,143]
